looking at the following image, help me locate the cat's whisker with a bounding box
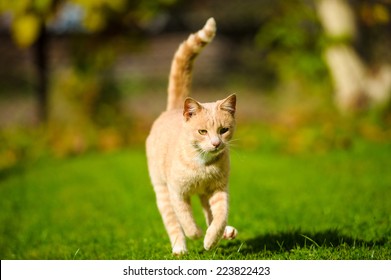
[227,138,240,144]
[228,138,240,143]
[226,138,240,149]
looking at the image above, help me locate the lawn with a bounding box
[0,140,390,260]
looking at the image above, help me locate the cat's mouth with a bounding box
[194,143,225,156]
[207,144,225,155]
[192,142,226,164]
[210,146,223,153]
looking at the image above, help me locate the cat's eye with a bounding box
[220,127,229,134]
[198,129,208,135]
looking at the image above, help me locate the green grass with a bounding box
[1,141,390,259]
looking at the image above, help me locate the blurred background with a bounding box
[1,0,391,169]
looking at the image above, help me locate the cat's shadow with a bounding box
[220,229,386,255]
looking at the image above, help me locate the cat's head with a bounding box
[182,94,236,163]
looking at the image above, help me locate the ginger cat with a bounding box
[146,18,237,255]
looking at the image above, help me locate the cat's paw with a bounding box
[223,226,238,240]
[203,237,218,251]
[203,225,223,250]
[172,245,188,256]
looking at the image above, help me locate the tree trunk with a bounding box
[317,0,391,113]
[34,22,48,122]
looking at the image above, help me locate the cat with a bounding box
[146,17,238,255]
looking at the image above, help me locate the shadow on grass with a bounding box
[222,229,387,255]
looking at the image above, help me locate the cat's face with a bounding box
[183,94,236,162]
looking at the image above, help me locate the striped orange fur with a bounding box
[146,18,238,255]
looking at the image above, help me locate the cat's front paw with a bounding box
[203,237,217,251]
[223,226,238,240]
[172,245,188,256]
[203,225,224,250]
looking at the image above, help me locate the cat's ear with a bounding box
[183,97,203,121]
[219,94,236,116]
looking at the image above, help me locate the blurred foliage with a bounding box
[237,115,391,155]
[0,0,180,47]
[2,91,391,170]
[47,50,125,157]
[0,127,47,170]
[0,0,57,48]
[0,0,180,160]
[254,0,328,86]
[356,1,391,63]
[359,1,390,26]
[1,0,391,171]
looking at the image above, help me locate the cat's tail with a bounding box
[166,17,216,111]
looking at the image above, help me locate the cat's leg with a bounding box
[201,192,238,246]
[169,192,203,240]
[199,194,213,226]
[154,183,187,255]
[200,194,237,241]
[203,190,229,250]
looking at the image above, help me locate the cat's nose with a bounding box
[211,138,221,148]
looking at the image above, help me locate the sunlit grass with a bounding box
[0,140,390,259]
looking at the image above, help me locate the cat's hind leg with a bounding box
[199,194,213,226]
[153,183,187,255]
